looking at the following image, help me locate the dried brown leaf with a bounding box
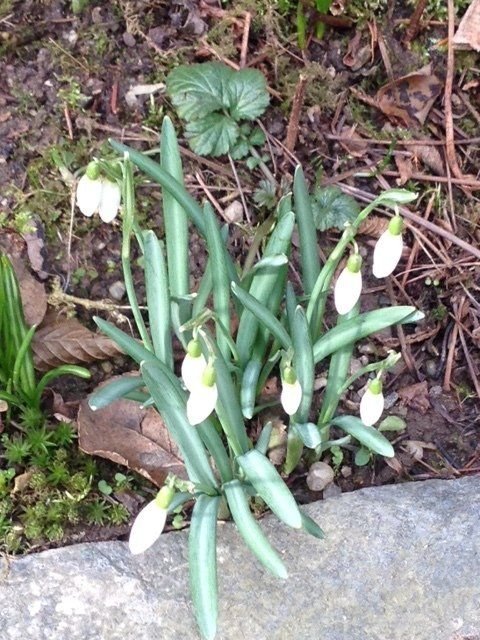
[78,387,186,487]
[343,32,372,71]
[337,125,369,158]
[375,65,443,125]
[398,381,431,414]
[32,316,122,371]
[453,0,480,51]
[357,214,389,238]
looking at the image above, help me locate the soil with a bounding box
[0,0,479,551]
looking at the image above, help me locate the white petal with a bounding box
[181,353,208,392]
[76,174,102,217]
[187,383,218,425]
[128,500,167,555]
[360,388,385,426]
[98,180,121,223]
[334,267,362,315]
[281,379,302,415]
[373,231,403,278]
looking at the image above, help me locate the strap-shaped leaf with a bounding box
[204,203,231,358]
[236,449,302,529]
[300,510,325,539]
[313,307,424,363]
[317,305,358,427]
[224,480,288,579]
[291,422,321,449]
[240,358,262,420]
[232,282,292,352]
[254,421,273,455]
[88,376,144,411]
[293,165,320,295]
[235,210,294,365]
[109,140,206,235]
[330,415,394,457]
[141,360,219,489]
[284,427,304,476]
[189,494,221,640]
[144,231,173,369]
[160,117,189,304]
[94,317,153,364]
[291,305,314,423]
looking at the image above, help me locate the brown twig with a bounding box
[445,0,465,181]
[63,103,74,140]
[443,318,459,391]
[110,79,119,115]
[285,74,307,153]
[403,0,429,44]
[239,12,251,68]
[401,192,435,289]
[453,298,480,399]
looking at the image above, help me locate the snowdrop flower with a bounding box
[373,215,404,278]
[334,253,362,315]
[181,339,208,392]
[128,485,174,555]
[76,161,121,223]
[281,366,302,416]
[186,361,218,426]
[360,378,384,426]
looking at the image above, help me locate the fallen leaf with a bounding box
[337,124,369,157]
[375,65,443,125]
[402,439,437,461]
[394,153,414,184]
[78,386,186,487]
[32,316,122,371]
[343,32,372,71]
[384,456,404,474]
[398,381,431,414]
[12,470,34,493]
[453,0,480,51]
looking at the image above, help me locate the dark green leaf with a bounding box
[166,63,227,120]
[311,186,360,232]
[225,69,270,120]
[186,114,239,157]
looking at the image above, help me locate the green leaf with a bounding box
[378,415,407,432]
[355,446,371,466]
[88,375,144,411]
[293,165,320,295]
[189,494,220,640]
[225,69,270,120]
[300,510,325,539]
[311,186,360,232]
[255,421,273,455]
[167,63,227,120]
[224,480,288,579]
[313,307,424,363]
[292,422,321,449]
[283,427,304,475]
[237,449,302,529]
[330,415,394,458]
[186,114,240,157]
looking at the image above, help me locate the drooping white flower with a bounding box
[76,173,103,217]
[128,485,174,555]
[281,379,302,415]
[186,362,218,425]
[373,216,404,278]
[334,253,362,315]
[76,161,121,223]
[181,339,208,392]
[360,378,384,426]
[98,179,122,223]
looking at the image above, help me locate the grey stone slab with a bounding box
[1,477,479,640]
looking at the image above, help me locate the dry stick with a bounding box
[386,279,418,377]
[443,318,459,392]
[379,170,480,188]
[445,0,466,181]
[401,192,436,289]
[227,154,251,225]
[403,0,429,44]
[63,104,74,140]
[454,298,480,399]
[325,133,480,146]
[194,171,227,221]
[239,11,251,68]
[285,74,307,153]
[377,31,394,81]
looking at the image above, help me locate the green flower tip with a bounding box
[201,362,216,387]
[187,339,202,358]
[346,253,362,273]
[388,215,403,236]
[155,485,175,509]
[85,161,101,180]
[283,365,297,385]
[369,378,383,395]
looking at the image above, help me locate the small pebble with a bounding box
[306,462,335,492]
[224,200,243,224]
[108,280,126,301]
[323,483,342,499]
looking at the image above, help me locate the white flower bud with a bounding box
[76,174,103,217]
[359,380,384,426]
[98,179,121,223]
[334,256,362,316]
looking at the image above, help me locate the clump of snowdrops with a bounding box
[77,117,422,640]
